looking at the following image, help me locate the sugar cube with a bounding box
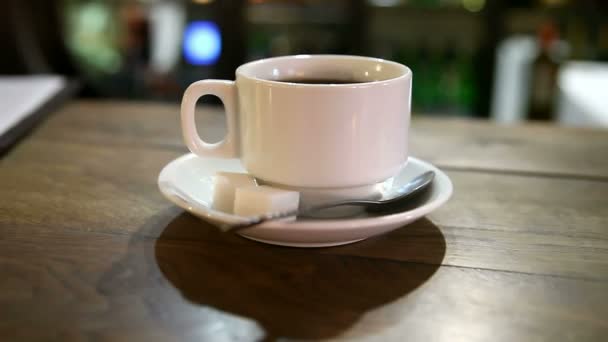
[212,172,257,213]
[234,186,300,217]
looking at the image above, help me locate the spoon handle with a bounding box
[220,171,435,233]
[219,200,375,233]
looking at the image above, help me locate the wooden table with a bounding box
[1,101,607,341]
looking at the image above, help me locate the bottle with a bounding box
[441,41,459,114]
[527,22,561,121]
[456,45,476,116]
[598,24,608,62]
[415,43,435,113]
[427,41,445,113]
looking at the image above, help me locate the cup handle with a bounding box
[180,80,239,158]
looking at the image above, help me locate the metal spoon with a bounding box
[220,171,434,232]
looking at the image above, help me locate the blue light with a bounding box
[183,21,221,66]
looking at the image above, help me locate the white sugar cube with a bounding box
[212,172,257,213]
[234,186,300,217]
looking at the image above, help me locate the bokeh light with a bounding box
[183,21,222,66]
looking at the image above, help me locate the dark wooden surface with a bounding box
[1,101,608,341]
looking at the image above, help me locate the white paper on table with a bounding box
[0,75,67,138]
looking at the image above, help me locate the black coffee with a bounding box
[277,78,365,84]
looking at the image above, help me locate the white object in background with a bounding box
[490,36,537,123]
[557,62,608,128]
[0,75,66,137]
[234,186,300,217]
[149,1,185,73]
[212,172,257,213]
[157,154,453,248]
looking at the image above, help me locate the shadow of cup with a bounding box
[153,213,446,340]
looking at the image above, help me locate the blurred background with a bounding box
[1,0,607,126]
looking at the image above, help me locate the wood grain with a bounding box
[410,117,608,180]
[2,138,607,279]
[1,223,607,341]
[32,101,608,179]
[2,100,608,341]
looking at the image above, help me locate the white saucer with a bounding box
[158,154,453,247]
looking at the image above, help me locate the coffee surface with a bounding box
[277,78,365,84]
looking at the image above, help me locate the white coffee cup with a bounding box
[181,55,411,197]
